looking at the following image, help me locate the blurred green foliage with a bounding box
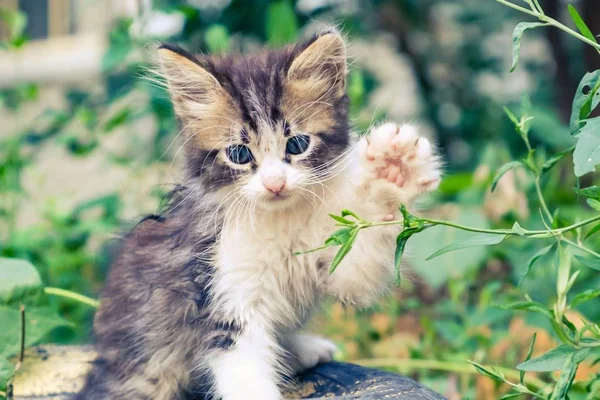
[1,0,600,398]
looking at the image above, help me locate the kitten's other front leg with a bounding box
[209,324,282,400]
[325,123,441,306]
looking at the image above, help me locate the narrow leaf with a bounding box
[328,214,354,225]
[510,22,549,72]
[394,226,425,286]
[587,198,600,211]
[520,244,554,286]
[575,255,600,271]
[517,344,590,372]
[502,300,553,319]
[567,5,597,45]
[556,244,572,296]
[329,229,359,274]
[584,222,600,240]
[520,333,537,384]
[541,148,572,176]
[500,393,525,400]
[549,353,579,400]
[491,161,523,192]
[427,233,506,260]
[468,361,505,382]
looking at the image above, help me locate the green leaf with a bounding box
[520,244,555,285]
[502,300,554,319]
[103,107,132,132]
[571,289,600,307]
[573,117,600,176]
[588,198,600,211]
[584,222,600,240]
[329,229,359,274]
[0,355,14,393]
[394,226,425,286]
[520,333,537,384]
[328,214,354,226]
[567,5,598,45]
[570,70,600,135]
[500,392,525,399]
[341,209,362,221]
[510,22,549,72]
[266,0,298,47]
[575,255,600,271]
[517,344,590,372]
[556,244,572,296]
[325,227,354,246]
[468,361,505,382]
[577,185,600,200]
[205,24,230,54]
[511,222,525,236]
[491,161,524,192]
[0,306,69,357]
[549,353,580,400]
[0,258,43,305]
[504,106,520,127]
[541,148,572,176]
[427,233,506,260]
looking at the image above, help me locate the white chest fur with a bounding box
[210,203,333,331]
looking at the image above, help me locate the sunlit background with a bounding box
[1,0,599,398]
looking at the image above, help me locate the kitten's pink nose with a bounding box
[262,176,286,194]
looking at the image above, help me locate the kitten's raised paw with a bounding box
[283,333,336,375]
[361,123,441,195]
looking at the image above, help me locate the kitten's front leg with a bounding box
[325,123,441,306]
[209,324,282,400]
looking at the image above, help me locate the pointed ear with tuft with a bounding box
[156,44,222,117]
[287,31,347,96]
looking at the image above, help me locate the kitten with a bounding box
[77,30,441,400]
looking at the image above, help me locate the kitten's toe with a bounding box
[284,334,336,374]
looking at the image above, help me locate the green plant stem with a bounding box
[561,237,600,259]
[495,0,600,52]
[44,287,99,308]
[363,214,600,238]
[354,358,548,392]
[535,177,553,222]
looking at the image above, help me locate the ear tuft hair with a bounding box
[287,30,347,94]
[155,44,222,118]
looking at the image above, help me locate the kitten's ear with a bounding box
[156,44,221,117]
[287,31,347,95]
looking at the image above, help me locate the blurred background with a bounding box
[1,0,599,398]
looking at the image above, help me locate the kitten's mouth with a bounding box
[269,193,289,201]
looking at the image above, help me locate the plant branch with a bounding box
[495,0,600,52]
[361,214,600,238]
[354,357,548,391]
[44,287,100,308]
[535,177,553,222]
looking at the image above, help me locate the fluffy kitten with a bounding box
[77,30,441,400]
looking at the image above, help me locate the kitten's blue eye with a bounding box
[286,135,311,155]
[227,145,253,164]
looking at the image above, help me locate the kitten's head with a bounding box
[157,30,349,210]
